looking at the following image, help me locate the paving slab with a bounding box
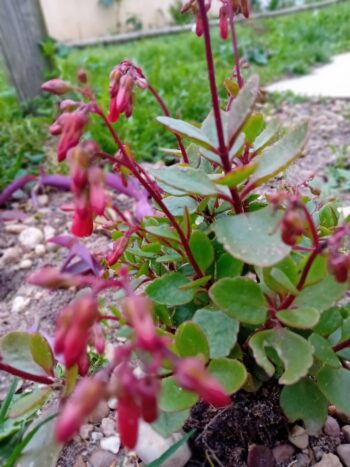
[267,52,350,98]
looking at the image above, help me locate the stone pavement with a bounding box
[267,52,350,98]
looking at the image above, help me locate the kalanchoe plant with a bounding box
[2,0,350,459]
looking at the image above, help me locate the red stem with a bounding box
[148,84,189,164]
[333,338,350,353]
[227,2,243,90]
[0,362,55,385]
[197,0,243,214]
[97,108,204,277]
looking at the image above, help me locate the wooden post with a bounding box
[0,0,49,103]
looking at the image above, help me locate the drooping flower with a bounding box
[49,109,89,162]
[56,377,105,442]
[328,225,350,283]
[41,79,72,96]
[175,357,230,407]
[55,294,99,370]
[181,0,212,36]
[108,60,148,122]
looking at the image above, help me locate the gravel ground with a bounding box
[1,96,350,466]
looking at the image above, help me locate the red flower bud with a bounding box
[71,202,94,237]
[118,396,140,449]
[42,79,72,96]
[175,358,230,407]
[77,69,88,84]
[56,378,104,442]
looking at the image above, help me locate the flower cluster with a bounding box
[69,144,106,237]
[55,294,101,374]
[108,60,148,122]
[181,0,212,36]
[328,225,350,283]
[219,0,250,40]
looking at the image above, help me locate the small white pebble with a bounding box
[12,296,31,313]
[100,435,121,454]
[19,259,33,269]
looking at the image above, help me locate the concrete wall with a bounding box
[40,0,217,43]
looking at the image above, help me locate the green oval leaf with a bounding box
[277,307,320,329]
[212,207,291,267]
[193,307,239,358]
[189,231,214,273]
[208,358,247,394]
[9,388,52,419]
[309,333,341,368]
[175,322,210,361]
[317,367,350,414]
[216,253,243,280]
[152,409,190,438]
[214,163,257,187]
[0,332,50,377]
[150,165,219,196]
[162,196,198,216]
[30,333,54,375]
[280,378,328,434]
[249,328,314,384]
[159,377,198,412]
[146,272,196,306]
[157,116,215,150]
[210,277,268,325]
[250,122,308,186]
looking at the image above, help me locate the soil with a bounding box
[1,96,350,466]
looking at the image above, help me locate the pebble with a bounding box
[314,453,342,467]
[342,425,350,443]
[73,455,86,467]
[289,425,309,450]
[34,244,46,256]
[324,416,341,438]
[37,194,49,207]
[11,296,31,313]
[101,418,115,437]
[295,453,310,467]
[0,247,21,266]
[108,398,117,410]
[91,432,103,443]
[88,400,109,424]
[79,424,93,440]
[272,444,295,463]
[336,444,350,467]
[43,225,56,241]
[90,449,117,467]
[18,227,43,249]
[335,410,350,425]
[19,259,33,269]
[100,435,121,454]
[4,223,26,234]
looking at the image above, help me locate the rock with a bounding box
[5,223,26,234]
[37,194,49,207]
[272,444,295,463]
[88,400,109,424]
[90,449,117,467]
[11,296,31,313]
[342,425,350,443]
[0,247,21,266]
[337,444,350,467]
[101,418,115,437]
[91,432,103,443]
[100,435,120,454]
[34,244,46,256]
[324,416,341,438]
[79,424,93,440]
[335,410,350,425]
[289,425,309,450]
[73,455,86,467]
[19,227,43,249]
[135,421,191,467]
[294,452,310,467]
[19,259,33,269]
[43,225,56,241]
[108,398,117,410]
[314,453,342,467]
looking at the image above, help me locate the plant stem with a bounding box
[148,84,189,164]
[333,338,350,353]
[97,108,204,277]
[197,0,243,214]
[227,2,243,90]
[0,362,55,385]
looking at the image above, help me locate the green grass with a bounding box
[1,1,350,189]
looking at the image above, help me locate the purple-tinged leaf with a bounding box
[0,175,36,206]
